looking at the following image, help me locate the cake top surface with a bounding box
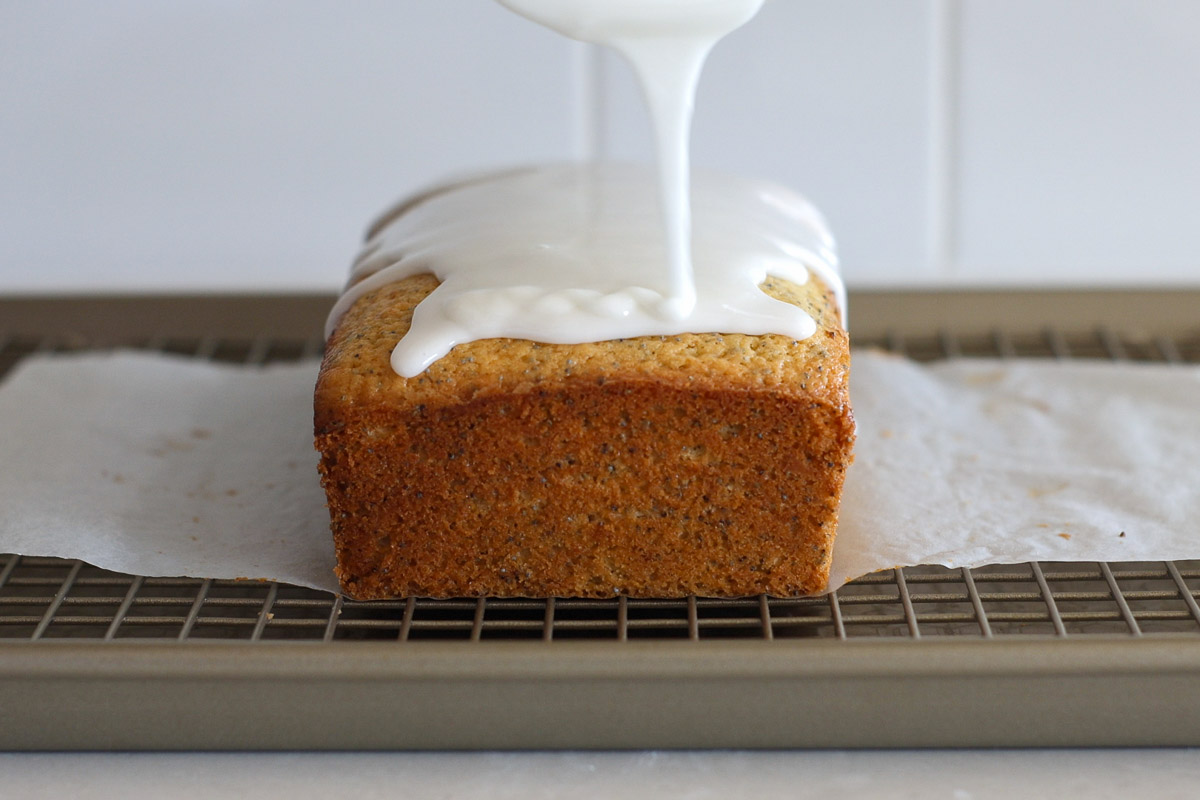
[326,165,843,378]
[318,271,848,416]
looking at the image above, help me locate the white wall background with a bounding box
[2,0,1199,293]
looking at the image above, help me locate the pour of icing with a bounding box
[496,0,766,319]
[327,164,841,378]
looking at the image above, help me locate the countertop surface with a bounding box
[4,750,1200,799]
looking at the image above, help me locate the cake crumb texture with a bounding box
[315,273,854,599]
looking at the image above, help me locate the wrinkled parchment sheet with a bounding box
[0,350,1196,595]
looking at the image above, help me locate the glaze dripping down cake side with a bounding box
[314,272,854,600]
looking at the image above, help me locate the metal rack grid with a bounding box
[4,557,1200,643]
[3,305,1200,749]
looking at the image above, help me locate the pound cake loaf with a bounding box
[315,270,854,600]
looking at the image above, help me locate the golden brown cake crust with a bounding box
[315,273,854,599]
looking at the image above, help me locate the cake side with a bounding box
[315,272,854,599]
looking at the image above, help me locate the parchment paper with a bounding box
[0,349,1197,595]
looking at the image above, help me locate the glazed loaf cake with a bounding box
[315,271,854,600]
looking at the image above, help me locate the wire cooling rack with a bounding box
[2,297,1200,749]
[3,557,1200,642]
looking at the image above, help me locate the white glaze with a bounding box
[327,164,842,377]
[496,0,766,319]
[328,0,845,377]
